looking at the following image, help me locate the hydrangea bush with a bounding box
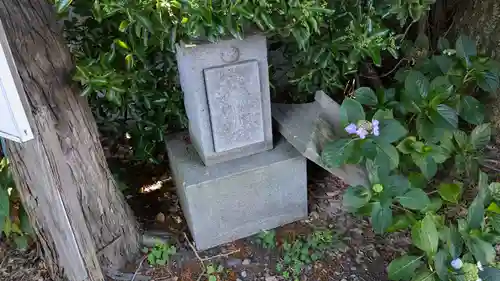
[321,36,500,280]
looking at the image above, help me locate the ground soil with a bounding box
[0,158,413,281]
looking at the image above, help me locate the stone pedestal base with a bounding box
[166,132,307,250]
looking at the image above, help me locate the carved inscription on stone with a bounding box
[204,60,264,153]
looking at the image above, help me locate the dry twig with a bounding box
[131,255,148,281]
[183,232,240,281]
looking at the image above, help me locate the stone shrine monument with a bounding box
[167,35,307,250]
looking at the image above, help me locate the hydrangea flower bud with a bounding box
[345,123,358,134]
[356,128,368,139]
[372,184,383,193]
[451,258,463,269]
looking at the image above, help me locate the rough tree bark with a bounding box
[454,0,500,142]
[0,1,139,280]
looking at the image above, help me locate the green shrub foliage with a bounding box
[0,158,32,250]
[57,0,434,161]
[321,36,500,280]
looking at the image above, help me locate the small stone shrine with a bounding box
[167,35,308,250]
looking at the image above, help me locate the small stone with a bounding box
[265,277,278,281]
[241,271,247,278]
[237,279,243,281]
[155,212,165,223]
[227,258,242,267]
[350,266,356,271]
[242,259,251,265]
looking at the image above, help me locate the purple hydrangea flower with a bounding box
[345,123,358,134]
[356,128,368,139]
[450,258,463,270]
[372,119,380,136]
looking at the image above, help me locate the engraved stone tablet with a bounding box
[175,35,273,166]
[204,61,264,153]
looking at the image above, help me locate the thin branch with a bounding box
[131,255,147,281]
[360,58,408,79]
[201,249,240,261]
[183,232,204,265]
[182,232,241,281]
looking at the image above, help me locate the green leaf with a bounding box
[477,71,500,93]
[208,275,217,281]
[459,96,485,125]
[489,214,500,232]
[375,141,399,170]
[455,35,477,62]
[361,140,378,159]
[444,225,463,258]
[454,130,468,149]
[3,218,11,237]
[428,104,458,129]
[405,70,429,99]
[55,0,73,13]
[387,255,423,281]
[322,139,356,167]
[343,186,372,211]
[114,39,129,50]
[387,214,414,232]
[375,119,408,144]
[433,55,454,74]
[19,208,32,235]
[14,235,28,250]
[368,47,382,66]
[354,87,378,106]
[397,188,430,211]
[433,250,449,281]
[467,190,486,229]
[437,182,463,203]
[487,202,500,214]
[371,202,393,234]
[135,12,154,33]
[413,155,437,179]
[207,265,215,275]
[412,214,439,256]
[386,175,411,197]
[125,54,135,71]
[416,114,436,142]
[422,197,443,213]
[479,267,500,281]
[437,38,450,51]
[411,269,437,281]
[397,137,417,154]
[340,98,365,125]
[373,109,394,121]
[469,236,495,264]
[119,20,129,32]
[470,123,491,149]
[429,76,454,104]
[0,188,9,219]
[409,173,426,189]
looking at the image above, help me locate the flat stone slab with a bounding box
[176,35,272,165]
[166,132,307,250]
[272,91,369,187]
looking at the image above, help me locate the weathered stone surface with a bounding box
[204,60,264,152]
[272,91,369,187]
[166,132,307,250]
[176,35,272,165]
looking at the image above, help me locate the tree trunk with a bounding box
[454,0,500,142]
[0,1,139,280]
